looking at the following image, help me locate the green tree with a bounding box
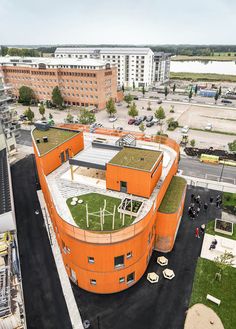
[132,81,135,90]
[189,88,193,102]
[214,251,234,282]
[218,86,222,96]
[164,86,168,99]
[19,86,34,105]
[122,84,125,93]
[190,139,196,147]
[79,108,96,125]
[194,84,198,96]
[106,98,116,117]
[170,105,175,113]
[167,118,178,130]
[49,113,53,119]
[52,86,63,108]
[147,101,152,111]
[214,91,219,104]
[155,106,166,121]
[172,84,176,94]
[128,102,139,118]
[23,107,34,123]
[228,140,236,152]
[1,46,8,56]
[124,93,133,107]
[142,85,145,97]
[66,113,74,123]
[139,122,146,133]
[39,103,46,119]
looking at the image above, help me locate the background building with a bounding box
[54,47,170,88]
[0,57,119,110]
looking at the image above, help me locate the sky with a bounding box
[0,0,235,45]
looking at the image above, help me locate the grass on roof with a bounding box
[158,176,186,213]
[66,193,134,232]
[33,128,78,155]
[206,219,236,241]
[190,258,236,329]
[109,147,161,171]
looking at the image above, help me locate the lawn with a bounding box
[172,54,236,61]
[190,258,236,329]
[206,220,236,241]
[33,127,78,155]
[158,176,186,213]
[66,193,134,231]
[170,72,236,82]
[223,192,236,208]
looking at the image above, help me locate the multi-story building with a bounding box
[153,52,171,85]
[0,57,120,110]
[55,47,158,88]
[32,124,186,294]
[0,126,26,327]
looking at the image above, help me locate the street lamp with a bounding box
[219,159,225,182]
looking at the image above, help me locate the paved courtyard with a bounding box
[72,186,222,329]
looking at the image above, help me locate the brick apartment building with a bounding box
[0,57,120,109]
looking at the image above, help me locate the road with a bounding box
[11,155,72,329]
[179,156,236,184]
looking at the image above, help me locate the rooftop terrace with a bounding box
[109,147,162,171]
[32,128,79,156]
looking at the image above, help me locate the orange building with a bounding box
[0,57,119,109]
[32,126,186,294]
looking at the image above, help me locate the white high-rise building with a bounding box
[55,47,161,88]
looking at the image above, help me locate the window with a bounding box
[90,279,96,285]
[88,257,95,264]
[114,255,124,268]
[127,272,135,284]
[119,277,125,283]
[127,252,132,259]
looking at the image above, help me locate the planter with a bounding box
[214,218,233,236]
[118,198,143,217]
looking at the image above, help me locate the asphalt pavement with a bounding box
[72,186,222,329]
[11,155,72,329]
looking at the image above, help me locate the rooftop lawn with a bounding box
[223,192,236,208]
[33,128,78,155]
[206,219,236,241]
[158,176,186,213]
[109,147,162,171]
[66,193,134,232]
[190,258,236,329]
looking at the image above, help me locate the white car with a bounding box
[109,116,117,122]
[204,123,213,131]
[181,126,189,133]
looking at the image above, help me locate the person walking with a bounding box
[195,227,200,238]
[200,224,205,234]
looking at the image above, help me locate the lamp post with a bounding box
[219,159,225,182]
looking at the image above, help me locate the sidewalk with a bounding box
[37,190,84,329]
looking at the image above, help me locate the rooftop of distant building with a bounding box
[55,47,153,55]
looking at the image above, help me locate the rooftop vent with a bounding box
[43,136,48,143]
[34,120,49,131]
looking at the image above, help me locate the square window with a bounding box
[119,277,125,283]
[127,272,135,284]
[114,255,124,268]
[90,279,96,285]
[88,257,95,264]
[127,252,132,259]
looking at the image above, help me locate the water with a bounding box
[170,60,236,75]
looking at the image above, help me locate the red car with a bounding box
[128,118,135,125]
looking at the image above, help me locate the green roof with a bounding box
[109,147,162,171]
[32,127,79,155]
[158,176,186,213]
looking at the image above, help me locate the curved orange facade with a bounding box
[33,127,186,294]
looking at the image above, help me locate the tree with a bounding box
[139,122,146,133]
[79,108,96,125]
[52,86,63,108]
[194,84,198,96]
[214,251,234,282]
[23,107,34,123]
[155,106,166,121]
[39,103,46,119]
[124,93,133,107]
[1,46,8,56]
[65,113,74,123]
[122,84,125,93]
[49,113,53,119]
[167,118,178,130]
[218,86,222,96]
[214,91,219,104]
[142,85,145,97]
[164,86,169,100]
[128,102,138,118]
[228,140,236,152]
[172,84,176,94]
[132,81,135,90]
[190,139,196,147]
[170,105,175,113]
[189,88,193,102]
[106,98,116,117]
[19,86,34,105]
[147,101,152,111]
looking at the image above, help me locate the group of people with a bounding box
[188,194,204,220]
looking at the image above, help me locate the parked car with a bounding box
[109,116,117,122]
[139,115,147,122]
[221,99,232,104]
[19,115,27,121]
[133,96,139,100]
[116,127,123,132]
[157,100,162,104]
[91,122,103,128]
[204,123,213,131]
[181,125,189,134]
[134,118,142,126]
[146,121,154,127]
[146,115,153,122]
[117,102,122,106]
[128,118,135,125]
[152,118,160,124]
[89,108,99,113]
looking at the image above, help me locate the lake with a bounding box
[170,60,236,75]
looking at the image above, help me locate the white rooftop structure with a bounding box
[55,47,153,56]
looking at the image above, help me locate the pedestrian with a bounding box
[191,193,195,201]
[195,227,200,238]
[196,207,200,216]
[204,203,208,210]
[210,196,214,203]
[200,224,205,234]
